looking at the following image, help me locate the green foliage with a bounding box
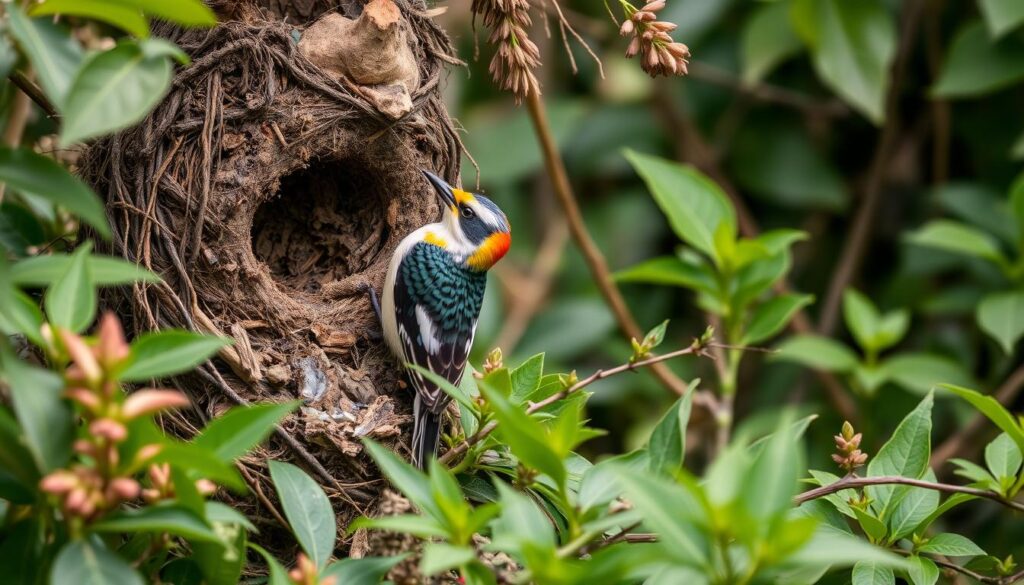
[269,461,336,570]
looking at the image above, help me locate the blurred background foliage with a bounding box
[437,0,1024,529]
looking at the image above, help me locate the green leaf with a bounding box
[789,524,909,570]
[773,335,859,372]
[887,470,939,541]
[917,533,986,557]
[647,388,694,474]
[878,353,974,395]
[156,442,246,492]
[10,254,159,286]
[742,413,802,523]
[0,148,110,238]
[51,540,143,585]
[951,458,997,487]
[120,330,230,381]
[985,432,1022,482]
[981,0,1024,37]
[843,289,880,351]
[933,21,1024,97]
[0,351,73,473]
[7,7,83,108]
[45,244,95,333]
[624,149,736,265]
[743,294,813,345]
[934,182,1019,246]
[906,556,939,585]
[60,40,174,145]
[742,1,802,83]
[806,470,857,518]
[268,461,335,570]
[796,0,896,124]
[852,560,896,585]
[0,289,45,347]
[509,354,544,404]
[420,543,476,576]
[193,515,246,585]
[977,291,1024,354]
[110,0,216,27]
[905,220,1007,265]
[942,384,1024,457]
[249,544,291,585]
[0,407,42,493]
[350,514,448,539]
[613,471,710,568]
[362,439,440,519]
[854,507,887,543]
[90,505,220,542]
[866,393,934,519]
[205,501,256,532]
[321,556,406,585]
[31,0,150,38]
[479,380,566,487]
[614,255,717,294]
[193,402,297,463]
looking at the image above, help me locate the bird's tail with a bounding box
[412,394,442,470]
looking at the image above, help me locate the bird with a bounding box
[367,170,511,469]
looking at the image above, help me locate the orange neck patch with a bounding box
[467,231,511,271]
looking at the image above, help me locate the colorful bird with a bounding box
[369,170,511,468]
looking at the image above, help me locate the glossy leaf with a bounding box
[6,7,83,107]
[985,432,1022,482]
[321,556,407,585]
[917,533,985,557]
[796,0,896,124]
[742,1,802,83]
[647,388,694,474]
[479,380,566,487]
[110,0,216,27]
[625,149,736,265]
[90,505,220,542]
[119,330,230,381]
[852,560,896,585]
[866,393,933,519]
[0,148,110,238]
[420,543,476,576]
[905,220,1007,266]
[743,293,813,345]
[615,255,717,294]
[31,0,149,38]
[363,439,440,520]
[981,0,1024,37]
[10,254,159,286]
[906,556,939,585]
[61,40,174,145]
[933,21,1024,97]
[878,353,973,395]
[45,244,95,333]
[249,544,291,585]
[268,461,335,570]
[51,540,143,585]
[887,470,939,541]
[0,351,73,473]
[977,291,1024,354]
[942,384,1024,457]
[774,335,859,372]
[193,402,297,463]
[614,471,710,568]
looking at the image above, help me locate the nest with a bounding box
[77,0,464,558]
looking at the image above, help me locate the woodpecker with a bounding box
[371,170,511,469]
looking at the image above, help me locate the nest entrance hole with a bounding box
[251,159,388,293]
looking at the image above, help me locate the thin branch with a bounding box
[8,71,59,120]
[817,0,927,335]
[524,88,697,400]
[439,342,712,465]
[932,363,1024,467]
[794,474,1024,514]
[893,549,1002,584]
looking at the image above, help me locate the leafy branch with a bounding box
[438,339,716,465]
[794,474,1024,514]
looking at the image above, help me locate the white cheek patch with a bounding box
[474,203,504,230]
[415,305,441,355]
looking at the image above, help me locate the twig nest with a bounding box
[299,0,421,119]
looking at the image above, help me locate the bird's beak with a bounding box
[422,170,457,209]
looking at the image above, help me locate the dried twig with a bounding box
[439,341,713,465]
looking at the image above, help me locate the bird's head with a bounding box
[422,170,511,271]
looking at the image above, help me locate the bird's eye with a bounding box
[460,205,475,219]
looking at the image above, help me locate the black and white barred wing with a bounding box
[394,242,487,414]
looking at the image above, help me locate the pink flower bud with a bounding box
[96,312,130,369]
[645,0,666,12]
[64,387,101,412]
[195,479,217,496]
[122,389,190,419]
[107,477,141,501]
[60,330,102,386]
[73,440,96,456]
[619,20,634,35]
[626,37,640,58]
[40,471,78,494]
[90,418,128,443]
[134,443,163,464]
[65,487,88,511]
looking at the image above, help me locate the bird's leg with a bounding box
[362,283,383,326]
